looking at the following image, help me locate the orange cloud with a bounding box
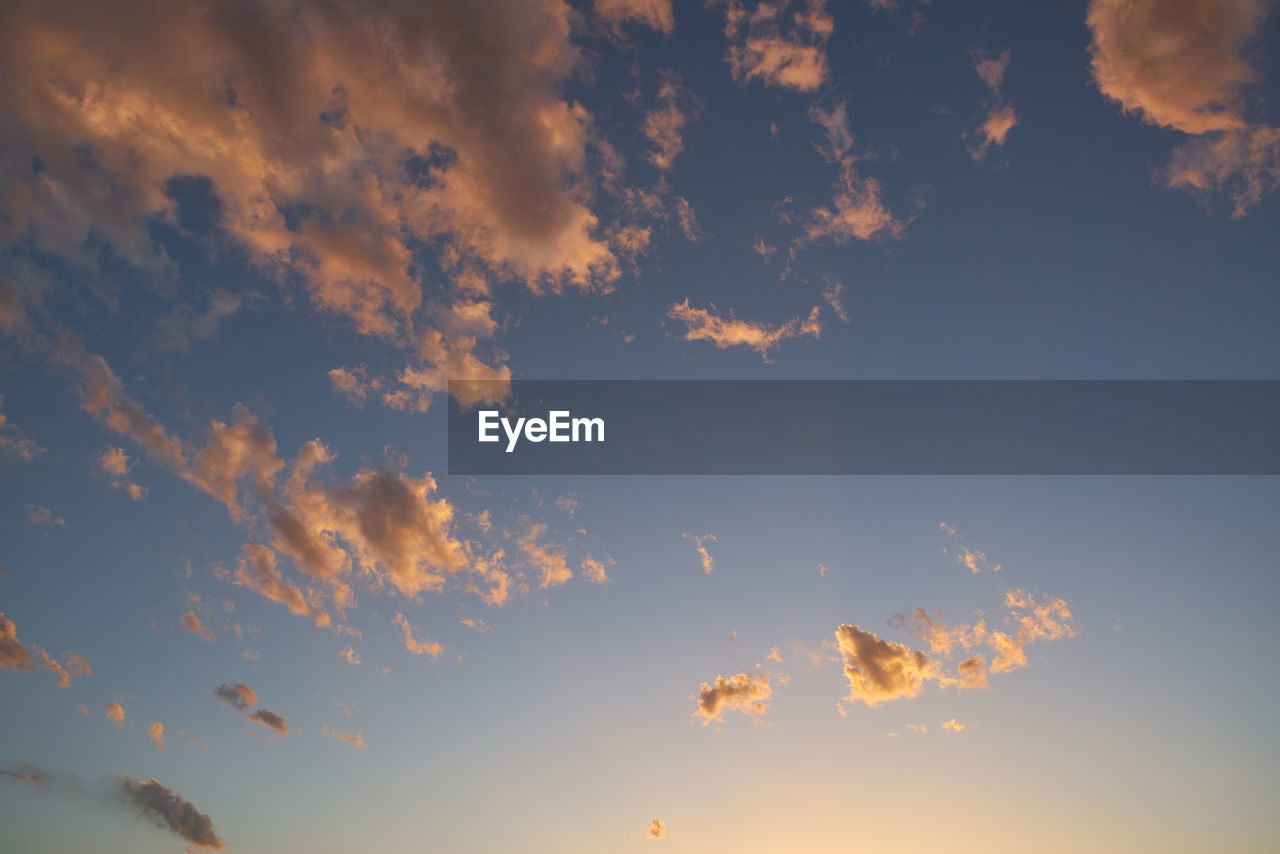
[723,0,834,92]
[393,613,443,660]
[967,49,1019,159]
[247,709,289,737]
[181,611,215,642]
[0,611,89,686]
[643,72,702,171]
[0,395,45,462]
[682,532,717,575]
[835,624,936,707]
[1088,0,1278,215]
[668,300,822,359]
[942,718,966,732]
[104,703,126,725]
[694,672,773,723]
[517,522,573,589]
[149,721,166,751]
[580,555,613,584]
[646,818,667,839]
[232,542,330,627]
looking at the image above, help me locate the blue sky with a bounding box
[2,0,1279,851]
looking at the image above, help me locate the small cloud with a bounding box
[25,504,64,528]
[393,613,442,659]
[181,611,215,642]
[104,703,127,725]
[580,554,614,584]
[322,723,367,748]
[942,718,966,732]
[338,646,362,665]
[646,818,666,839]
[119,775,225,849]
[246,708,289,737]
[694,673,773,724]
[149,721,166,750]
[214,683,257,711]
[682,532,717,575]
[667,300,822,361]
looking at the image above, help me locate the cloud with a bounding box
[104,703,126,724]
[967,49,1019,158]
[1087,0,1278,215]
[989,588,1075,674]
[799,103,907,245]
[149,721,166,750]
[955,655,990,690]
[393,613,443,660]
[119,775,224,850]
[668,300,822,359]
[647,818,666,839]
[214,683,258,712]
[834,624,936,707]
[0,0,633,342]
[580,554,613,584]
[696,670,773,727]
[25,504,64,528]
[889,608,987,658]
[942,718,966,732]
[682,532,717,574]
[181,611,215,642]
[232,542,330,627]
[96,446,147,500]
[0,611,89,686]
[674,197,702,242]
[517,522,573,588]
[246,709,289,737]
[956,546,1001,574]
[339,646,362,666]
[695,673,773,723]
[722,0,834,92]
[322,723,367,748]
[156,289,244,353]
[0,395,45,462]
[595,0,674,33]
[643,73,702,171]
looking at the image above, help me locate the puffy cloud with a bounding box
[181,611,215,642]
[643,73,702,171]
[517,522,573,588]
[682,532,717,575]
[0,395,45,462]
[595,0,675,33]
[667,300,822,359]
[647,818,666,839]
[266,443,468,599]
[149,721,166,751]
[955,655,990,690]
[119,775,224,850]
[834,624,936,707]
[1087,0,1278,215]
[247,709,289,737]
[393,613,443,660]
[339,646,362,666]
[942,718,965,732]
[0,0,629,339]
[214,683,258,712]
[695,672,773,723]
[580,555,613,584]
[0,611,89,686]
[232,542,330,627]
[722,0,834,92]
[104,703,127,724]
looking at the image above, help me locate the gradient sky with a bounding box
[2,1,1279,851]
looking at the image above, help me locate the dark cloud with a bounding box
[119,776,224,850]
[213,682,257,711]
[246,709,289,737]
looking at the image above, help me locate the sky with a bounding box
[1,0,1279,851]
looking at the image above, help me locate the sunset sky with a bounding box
[2,0,1279,851]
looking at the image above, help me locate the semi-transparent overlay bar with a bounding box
[447,380,1280,475]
